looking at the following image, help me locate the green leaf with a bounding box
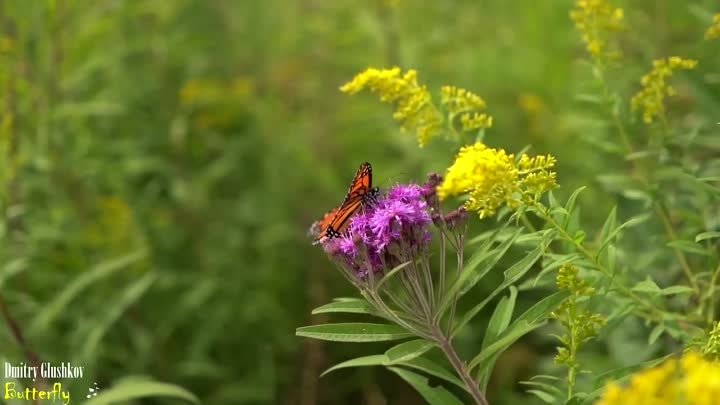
[660,285,695,296]
[667,240,709,256]
[296,323,412,342]
[388,367,464,405]
[84,378,198,405]
[321,354,388,376]
[648,324,664,345]
[696,231,720,242]
[631,278,661,295]
[454,239,549,335]
[482,287,517,349]
[312,299,376,315]
[468,320,543,370]
[564,187,586,221]
[548,190,560,208]
[385,339,435,364]
[399,357,465,390]
[599,206,617,243]
[30,250,147,334]
[476,287,518,390]
[515,290,570,324]
[598,213,651,256]
[527,389,556,403]
[439,224,518,314]
[82,273,157,362]
[457,227,520,294]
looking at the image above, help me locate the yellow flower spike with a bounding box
[595,352,720,405]
[340,67,443,147]
[630,57,697,124]
[438,142,557,218]
[440,86,493,133]
[570,0,625,63]
[705,14,720,40]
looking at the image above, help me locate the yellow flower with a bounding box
[438,142,557,218]
[706,14,720,40]
[630,57,697,124]
[440,86,493,133]
[570,0,624,63]
[340,67,443,147]
[596,352,720,405]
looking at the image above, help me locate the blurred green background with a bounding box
[0,1,718,404]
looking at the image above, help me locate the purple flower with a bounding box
[321,183,433,280]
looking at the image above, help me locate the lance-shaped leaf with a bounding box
[296,323,412,342]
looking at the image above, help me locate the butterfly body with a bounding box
[310,162,378,243]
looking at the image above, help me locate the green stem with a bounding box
[596,61,699,297]
[434,326,489,405]
[535,203,683,324]
[654,203,699,293]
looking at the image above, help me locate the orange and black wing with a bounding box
[311,162,378,242]
[340,162,374,205]
[308,207,339,239]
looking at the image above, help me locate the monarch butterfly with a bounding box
[310,162,378,243]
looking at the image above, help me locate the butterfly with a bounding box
[310,162,379,243]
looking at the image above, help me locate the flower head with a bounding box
[322,183,432,281]
[438,142,557,218]
[355,184,432,253]
[631,57,698,124]
[706,14,720,40]
[596,352,720,405]
[440,86,493,133]
[570,0,624,63]
[340,67,443,147]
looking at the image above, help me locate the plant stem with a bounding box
[596,65,699,296]
[535,204,691,324]
[434,327,489,405]
[654,203,699,293]
[0,293,44,377]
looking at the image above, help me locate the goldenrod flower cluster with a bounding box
[437,142,557,218]
[706,14,720,40]
[340,67,443,147]
[630,57,698,124]
[552,264,606,367]
[570,0,624,62]
[596,352,720,405]
[440,86,493,133]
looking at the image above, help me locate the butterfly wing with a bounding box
[308,207,339,239]
[311,162,377,242]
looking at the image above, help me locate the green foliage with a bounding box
[1,0,719,404]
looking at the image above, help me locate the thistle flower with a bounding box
[440,86,493,133]
[706,14,720,40]
[570,0,624,63]
[340,67,443,147]
[630,57,698,124]
[596,352,720,405]
[322,183,432,282]
[438,142,557,218]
